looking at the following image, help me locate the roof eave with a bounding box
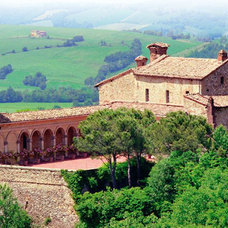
[133,72,203,80]
[94,69,133,88]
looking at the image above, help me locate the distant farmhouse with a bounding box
[1,42,228,153]
[30,30,47,38]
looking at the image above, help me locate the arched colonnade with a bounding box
[1,126,79,153]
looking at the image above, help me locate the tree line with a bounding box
[188,36,228,58]
[65,109,228,227]
[0,86,98,105]
[84,38,142,86]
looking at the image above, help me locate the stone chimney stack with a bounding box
[218,49,228,62]
[147,42,169,62]
[135,56,148,67]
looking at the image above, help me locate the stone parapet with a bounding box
[0,165,78,227]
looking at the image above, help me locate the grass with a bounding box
[0,25,202,91]
[0,102,73,113]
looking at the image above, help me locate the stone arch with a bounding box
[43,129,53,149]
[6,131,18,153]
[19,131,30,152]
[55,127,65,145]
[31,130,42,150]
[67,126,77,146]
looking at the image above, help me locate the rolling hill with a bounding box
[0,25,201,91]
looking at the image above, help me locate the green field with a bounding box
[0,25,201,91]
[0,102,73,113]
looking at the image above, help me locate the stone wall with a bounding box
[0,165,78,227]
[202,62,228,96]
[135,75,201,105]
[98,72,136,104]
[183,97,208,118]
[213,107,228,128]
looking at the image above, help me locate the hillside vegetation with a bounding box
[0,25,201,91]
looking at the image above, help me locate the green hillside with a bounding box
[0,25,201,91]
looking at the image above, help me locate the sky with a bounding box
[0,0,227,7]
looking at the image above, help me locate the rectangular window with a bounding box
[145,89,149,102]
[166,90,170,103]
[221,77,224,85]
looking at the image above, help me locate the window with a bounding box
[221,76,224,85]
[145,89,149,102]
[166,90,170,103]
[185,91,189,94]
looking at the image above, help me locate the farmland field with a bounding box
[0,25,201,91]
[0,102,73,113]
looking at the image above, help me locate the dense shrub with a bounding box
[61,157,154,197]
[0,184,31,227]
[76,187,154,228]
[23,72,47,90]
[0,64,13,79]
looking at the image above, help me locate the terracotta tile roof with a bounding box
[184,94,210,106]
[0,101,186,124]
[0,105,108,123]
[212,96,228,107]
[134,56,228,80]
[184,93,228,107]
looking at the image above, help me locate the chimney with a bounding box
[218,49,228,62]
[135,56,148,67]
[147,42,169,62]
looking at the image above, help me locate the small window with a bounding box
[221,77,224,85]
[185,91,189,94]
[206,89,209,92]
[145,89,149,102]
[166,90,170,103]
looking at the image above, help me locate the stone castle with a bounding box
[1,42,228,153]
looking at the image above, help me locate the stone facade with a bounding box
[98,70,136,105]
[201,62,228,96]
[0,165,78,227]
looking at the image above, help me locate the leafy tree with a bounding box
[146,159,176,215]
[212,125,228,157]
[146,111,212,155]
[0,184,31,227]
[75,109,121,188]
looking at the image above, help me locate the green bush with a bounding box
[0,184,31,227]
[76,187,154,228]
[61,157,154,198]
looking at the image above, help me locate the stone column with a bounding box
[29,139,32,151]
[4,141,8,153]
[16,140,20,153]
[40,137,44,150]
[27,139,31,151]
[52,136,56,147]
[64,134,67,145]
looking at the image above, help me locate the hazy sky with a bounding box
[1,0,228,7]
